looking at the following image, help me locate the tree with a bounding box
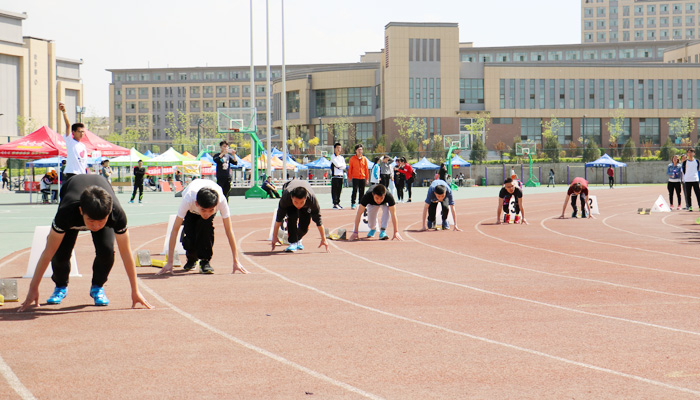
[17,116,38,136]
[390,138,408,156]
[394,113,426,146]
[668,113,696,145]
[582,140,601,162]
[494,141,508,162]
[541,117,564,162]
[606,109,626,157]
[470,136,487,164]
[659,137,676,161]
[621,138,636,162]
[326,116,353,147]
[463,112,491,148]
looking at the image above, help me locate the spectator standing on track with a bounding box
[607,166,615,188]
[18,174,153,312]
[158,178,247,275]
[59,102,88,179]
[560,177,593,219]
[349,184,403,241]
[398,157,415,202]
[100,160,112,182]
[130,160,146,204]
[421,179,461,231]
[667,154,682,211]
[330,142,346,210]
[547,169,555,187]
[379,155,393,188]
[370,156,381,185]
[213,140,237,203]
[435,163,448,181]
[394,164,405,202]
[497,178,526,224]
[682,148,700,212]
[271,179,329,253]
[347,143,369,210]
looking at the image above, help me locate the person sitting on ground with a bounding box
[560,177,593,219]
[157,178,248,275]
[262,176,281,198]
[497,178,526,224]
[19,174,153,312]
[349,184,403,241]
[421,179,462,231]
[271,179,329,253]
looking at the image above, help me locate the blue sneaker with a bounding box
[442,220,450,230]
[90,285,109,306]
[366,229,376,238]
[427,220,435,229]
[379,230,388,240]
[46,286,67,305]
[284,243,299,252]
[296,240,304,250]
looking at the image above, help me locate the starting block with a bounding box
[136,249,181,267]
[638,208,651,215]
[329,228,347,240]
[135,250,152,267]
[24,226,81,279]
[0,279,18,302]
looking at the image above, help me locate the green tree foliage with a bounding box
[390,138,408,156]
[470,137,487,164]
[668,113,696,144]
[582,140,601,162]
[659,137,676,161]
[621,138,636,161]
[541,117,564,162]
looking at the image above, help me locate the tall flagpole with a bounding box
[250,0,255,182]
[281,0,287,177]
[265,0,272,178]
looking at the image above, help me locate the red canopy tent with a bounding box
[81,129,129,157]
[0,126,67,159]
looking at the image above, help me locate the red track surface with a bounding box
[2,186,700,399]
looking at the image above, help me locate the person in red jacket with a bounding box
[347,143,369,209]
[398,157,415,202]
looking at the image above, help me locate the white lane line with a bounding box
[602,213,678,242]
[0,354,36,400]
[132,234,383,399]
[240,230,700,397]
[539,215,700,261]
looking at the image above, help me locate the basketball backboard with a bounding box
[443,133,469,150]
[217,108,257,134]
[515,142,537,156]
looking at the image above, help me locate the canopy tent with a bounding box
[144,147,189,166]
[585,153,627,168]
[448,154,471,167]
[242,153,296,170]
[411,157,440,170]
[0,126,66,159]
[108,148,150,166]
[279,154,307,170]
[143,150,155,158]
[81,130,130,157]
[181,151,197,160]
[304,156,332,169]
[26,156,102,168]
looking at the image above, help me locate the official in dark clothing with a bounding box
[130,159,146,203]
[213,140,237,202]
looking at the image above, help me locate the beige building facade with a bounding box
[0,9,83,143]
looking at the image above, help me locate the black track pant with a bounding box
[571,194,587,214]
[684,181,700,208]
[217,178,231,203]
[668,182,682,206]
[131,181,143,202]
[331,177,343,206]
[428,199,450,223]
[286,207,312,243]
[52,228,115,288]
[351,179,366,206]
[181,211,215,262]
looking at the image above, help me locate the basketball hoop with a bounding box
[232,128,240,133]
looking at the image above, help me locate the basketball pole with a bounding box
[265,0,272,178]
[281,0,287,178]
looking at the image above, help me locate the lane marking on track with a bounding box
[0,354,36,400]
[240,229,700,397]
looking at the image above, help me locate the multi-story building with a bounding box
[0,9,84,143]
[582,0,700,44]
[110,20,700,155]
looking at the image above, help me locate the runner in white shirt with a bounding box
[330,142,347,209]
[681,148,700,211]
[157,178,247,275]
[59,102,88,178]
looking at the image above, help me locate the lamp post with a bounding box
[197,118,204,154]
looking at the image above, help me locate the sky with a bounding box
[1,0,580,118]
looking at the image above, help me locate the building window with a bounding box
[286,91,299,113]
[460,79,484,105]
[581,118,601,145]
[500,79,506,109]
[639,118,660,144]
[520,118,542,142]
[355,123,374,144]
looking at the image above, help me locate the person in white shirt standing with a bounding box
[681,148,700,212]
[157,178,248,275]
[59,102,88,179]
[330,142,346,209]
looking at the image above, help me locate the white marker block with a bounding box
[651,195,671,212]
[434,202,456,226]
[268,209,281,241]
[161,215,186,255]
[24,226,80,278]
[588,195,600,215]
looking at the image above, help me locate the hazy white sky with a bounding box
[1,0,580,117]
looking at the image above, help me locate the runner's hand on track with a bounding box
[156,262,174,275]
[232,260,249,274]
[18,288,40,312]
[319,238,330,252]
[132,291,153,309]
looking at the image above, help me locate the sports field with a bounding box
[2,183,700,399]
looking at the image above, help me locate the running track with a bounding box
[1,185,700,399]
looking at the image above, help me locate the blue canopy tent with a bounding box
[448,154,471,167]
[411,157,440,170]
[305,157,332,169]
[584,153,627,185]
[143,150,155,158]
[279,154,308,170]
